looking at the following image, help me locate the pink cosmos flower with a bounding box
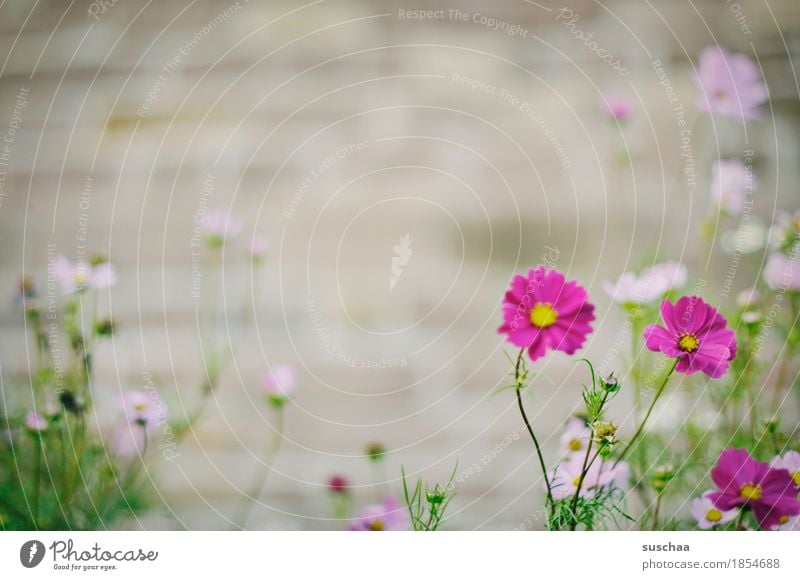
[328,475,349,494]
[349,495,409,531]
[600,94,634,121]
[559,417,591,455]
[708,448,800,530]
[200,210,243,246]
[261,365,298,401]
[695,46,768,120]
[110,425,147,458]
[773,515,800,531]
[498,266,595,362]
[644,296,737,378]
[119,390,166,430]
[25,411,48,433]
[249,236,268,261]
[604,262,687,305]
[52,256,117,295]
[771,451,800,487]
[549,453,629,500]
[763,252,800,291]
[691,492,738,529]
[710,158,756,216]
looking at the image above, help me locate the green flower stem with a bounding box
[514,348,554,515]
[651,492,663,531]
[615,358,678,467]
[32,435,42,528]
[231,406,285,529]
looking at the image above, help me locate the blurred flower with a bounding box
[260,365,298,407]
[119,390,165,430]
[600,94,634,121]
[59,391,83,415]
[603,261,687,305]
[695,46,768,120]
[15,276,38,308]
[498,266,595,362]
[549,453,628,500]
[592,421,618,446]
[200,210,243,247]
[644,296,737,378]
[94,318,116,337]
[249,236,268,262]
[349,495,409,531]
[771,451,800,486]
[736,287,761,309]
[110,425,147,458]
[720,219,767,255]
[710,158,756,216]
[708,448,800,530]
[768,210,800,252]
[651,465,675,493]
[366,442,386,463]
[52,256,117,295]
[327,475,349,494]
[763,252,800,291]
[559,417,590,455]
[691,492,738,529]
[25,411,48,433]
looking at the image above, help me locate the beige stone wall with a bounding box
[0,0,798,529]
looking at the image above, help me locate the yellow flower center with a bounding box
[369,519,384,531]
[568,438,583,452]
[740,483,762,501]
[134,403,146,411]
[572,475,583,487]
[74,272,87,286]
[792,471,800,486]
[706,508,723,522]
[678,333,699,353]
[530,303,558,329]
[780,515,790,525]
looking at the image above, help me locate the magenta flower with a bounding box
[696,46,768,120]
[349,495,409,531]
[600,94,634,121]
[498,266,595,362]
[708,448,800,530]
[691,491,738,529]
[327,475,349,494]
[644,296,737,378]
[52,256,117,295]
[771,451,800,487]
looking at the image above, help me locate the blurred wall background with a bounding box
[0,0,799,529]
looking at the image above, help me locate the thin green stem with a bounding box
[615,359,678,467]
[231,407,285,529]
[32,436,42,528]
[651,493,663,531]
[513,348,553,515]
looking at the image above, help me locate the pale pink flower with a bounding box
[695,46,768,120]
[52,256,117,295]
[25,411,48,433]
[549,453,628,500]
[710,158,756,216]
[691,492,738,529]
[249,236,268,261]
[773,515,800,531]
[603,261,687,305]
[349,495,409,531]
[119,390,166,431]
[763,253,800,291]
[200,210,243,246]
[736,288,761,309]
[559,417,591,455]
[261,365,298,401]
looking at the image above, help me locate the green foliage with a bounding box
[401,463,457,531]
